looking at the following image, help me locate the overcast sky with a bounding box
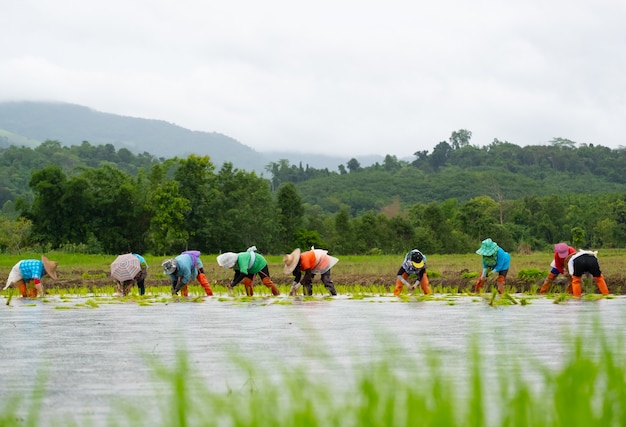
[1,0,625,157]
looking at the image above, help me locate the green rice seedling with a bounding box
[488,288,498,306]
[84,299,99,308]
[461,271,480,279]
[504,293,519,304]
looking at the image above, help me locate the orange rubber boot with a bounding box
[17,281,28,297]
[474,277,484,293]
[496,276,505,294]
[181,284,189,297]
[571,276,582,297]
[197,272,213,296]
[261,277,280,296]
[394,273,409,296]
[243,277,254,296]
[420,274,431,295]
[594,275,609,295]
[540,273,557,294]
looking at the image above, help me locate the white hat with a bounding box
[217,252,238,268]
[162,258,177,274]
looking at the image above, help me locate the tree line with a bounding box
[1,135,626,255]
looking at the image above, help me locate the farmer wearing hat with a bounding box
[474,238,510,294]
[3,255,58,297]
[539,242,577,294]
[283,247,338,296]
[216,246,279,296]
[563,249,608,297]
[116,253,148,296]
[394,249,431,296]
[162,250,213,296]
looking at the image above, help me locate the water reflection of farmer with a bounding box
[3,256,58,297]
[564,250,609,297]
[394,249,431,296]
[474,238,510,294]
[539,242,576,294]
[216,246,279,296]
[283,247,338,296]
[116,254,148,296]
[162,250,213,296]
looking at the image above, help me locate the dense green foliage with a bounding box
[1,135,626,255]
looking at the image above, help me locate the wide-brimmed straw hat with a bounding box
[476,238,499,256]
[42,255,58,280]
[283,248,301,275]
[216,252,238,268]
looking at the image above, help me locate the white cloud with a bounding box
[1,0,626,156]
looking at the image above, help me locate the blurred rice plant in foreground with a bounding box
[1,318,625,427]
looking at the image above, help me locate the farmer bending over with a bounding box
[394,249,431,296]
[162,250,213,296]
[474,238,510,294]
[216,246,279,296]
[3,256,58,297]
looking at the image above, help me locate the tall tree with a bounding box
[173,155,216,250]
[276,182,304,252]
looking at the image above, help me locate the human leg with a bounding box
[243,277,254,296]
[571,275,582,297]
[320,271,337,296]
[197,270,213,296]
[301,271,314,296]
[496,275,506,294]
[593,275,609,295]
[419,273,431,295]
[540,272,558,294]
[394,272,409,296]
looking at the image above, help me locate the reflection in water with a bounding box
[1,295,625,424]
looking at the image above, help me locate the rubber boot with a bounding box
[394,273,409,296]
[474,277,484,293]
[571,276,582,297]
[420,274,431,295]
[261,276,280,296]
[17,281,28,298]
[243,277,254,296]
[539,272,557,294]
[181,285,189,297]
[197,272,213,296]
[496,276,505,294]
[594,275,609,295]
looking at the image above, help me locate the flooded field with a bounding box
[1,293,626,425]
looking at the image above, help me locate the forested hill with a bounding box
[273,139,626,214]
[0,101,268,172]
[2,137,626,216]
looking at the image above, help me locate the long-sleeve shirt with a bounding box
[18,260,46,281]
[481,248,510,276]
[168,253,198,286]
[235,251,267,275]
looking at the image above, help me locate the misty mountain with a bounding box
[0,101,383,174]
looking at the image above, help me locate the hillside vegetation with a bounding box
[1,129,626,257]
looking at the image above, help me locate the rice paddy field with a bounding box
[1,250,626,426]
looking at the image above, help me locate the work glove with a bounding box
[408,281,418,291]
[289,281,302,296]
